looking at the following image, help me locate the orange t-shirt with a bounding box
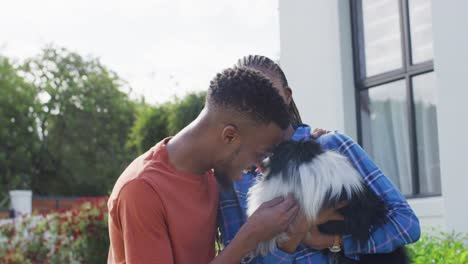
[108,138,220,264]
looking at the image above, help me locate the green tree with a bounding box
[1,47,206,197]
[21,47,137,195]
[0,56,39,199]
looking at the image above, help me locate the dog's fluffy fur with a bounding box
[246,140,409,263]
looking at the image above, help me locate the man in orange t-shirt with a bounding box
[108,67,299,264]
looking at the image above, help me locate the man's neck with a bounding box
[166,120,214,176]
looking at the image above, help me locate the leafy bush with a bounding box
[127,91,206,154]
[408,228,468,264]
[0,197,108,264]
[126,103,171,153]
[167,92,206,134]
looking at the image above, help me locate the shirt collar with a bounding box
[290,124,311,142]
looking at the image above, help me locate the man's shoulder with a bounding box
[120,178,157,200]
[107,178,162,219]
[108,148,167,207]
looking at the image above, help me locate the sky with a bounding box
[0,0,280,104]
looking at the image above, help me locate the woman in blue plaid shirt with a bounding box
[218,55,420,263]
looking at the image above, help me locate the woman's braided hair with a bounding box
[236,55,302,125]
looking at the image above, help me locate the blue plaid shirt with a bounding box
[218,125,420,263]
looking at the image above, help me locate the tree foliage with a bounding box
[0,56,39,196]
[0,47,206,197]
[21,47,137,195]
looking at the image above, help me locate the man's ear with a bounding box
[285,86,293,105]
[221,124,239,144]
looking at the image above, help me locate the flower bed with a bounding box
[2,199,467,264]
[0,197,109,264]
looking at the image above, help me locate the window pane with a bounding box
[413,72,441,194]
[362,0,403,76]
[409,0,434,63]
[360,80,413,195]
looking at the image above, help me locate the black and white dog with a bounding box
[246,140,409,264]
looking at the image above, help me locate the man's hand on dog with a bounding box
[239,194,299,251]
[277,208,310,253]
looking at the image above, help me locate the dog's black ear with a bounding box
[263,140,324,181]
[339,186,387,243]
[318,220,347,235]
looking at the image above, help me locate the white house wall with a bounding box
[408,197,446,230]
[431,0,468,234]
[278,0,461,231]
[279,0,357,139]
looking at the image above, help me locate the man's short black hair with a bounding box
[206,67,290,129]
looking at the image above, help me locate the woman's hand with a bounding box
[311,128,332,139]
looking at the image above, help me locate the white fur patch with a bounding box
[246,150,364,256]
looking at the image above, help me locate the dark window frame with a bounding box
[350,0,440,198]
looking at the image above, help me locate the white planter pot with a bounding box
[9,190,32,216]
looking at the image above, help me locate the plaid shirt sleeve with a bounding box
[317,132,421,259]
[218,188,244,248]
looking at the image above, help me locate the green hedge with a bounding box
[407,228,468,264]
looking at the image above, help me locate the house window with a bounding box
[351,0,441,197]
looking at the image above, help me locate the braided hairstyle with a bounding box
[236,55,303,125]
